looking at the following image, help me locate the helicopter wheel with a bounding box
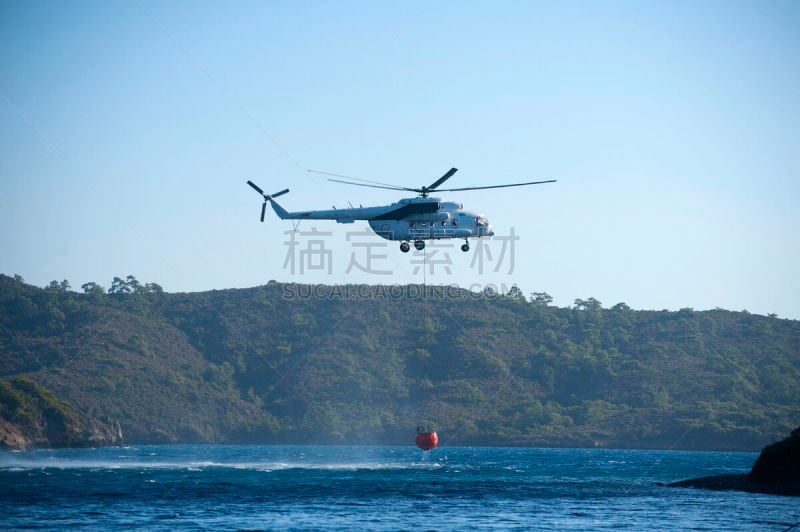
[400,241,410,253]
[461,242,470,252]
[414,240,426,251]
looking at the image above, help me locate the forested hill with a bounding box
[1,274,798,451]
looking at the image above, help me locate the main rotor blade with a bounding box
[260,201,267,222]
[247,180,265,195]
[427,167,458,191]
[327,178,414,192]
[437,179,557,192]
[309,169,406,189]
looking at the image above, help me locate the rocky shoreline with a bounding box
[669,427,800,497]
[0,377,123,451]
[670,473,800,497]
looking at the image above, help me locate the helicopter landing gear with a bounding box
[400,241,410,253]
[414,240,426,251]
[461,241,470,252]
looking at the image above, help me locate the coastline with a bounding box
[669,473,800,497]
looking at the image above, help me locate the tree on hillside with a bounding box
[144,283,164,294]
[107,275,162,296]
[125,275,142,294]
[574,297,602,311]
[531,292,553,307]
[109,277,130,295]
[81,282,106,297]
[46,280,71,292]
[505,285,525,301]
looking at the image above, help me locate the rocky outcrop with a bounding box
[670,427,800,496]
[749,427,800,483]
[0,418,29,450]
[0,377,123,450]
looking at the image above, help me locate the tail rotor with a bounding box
[247,181,289,222]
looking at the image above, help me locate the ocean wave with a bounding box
[0,459,444,472]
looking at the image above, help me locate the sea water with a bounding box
[1,445,797,530]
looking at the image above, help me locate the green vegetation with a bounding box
[1,273,798,450]
[0,375,122,448]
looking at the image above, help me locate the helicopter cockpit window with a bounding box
[475,216,488,226]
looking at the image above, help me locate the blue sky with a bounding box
[1,1,798,318]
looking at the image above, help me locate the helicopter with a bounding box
[247,168,555,253]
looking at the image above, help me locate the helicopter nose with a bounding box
[487,224,495,236]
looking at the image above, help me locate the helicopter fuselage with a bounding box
[268,195,494,244]
[366,198,493,242]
